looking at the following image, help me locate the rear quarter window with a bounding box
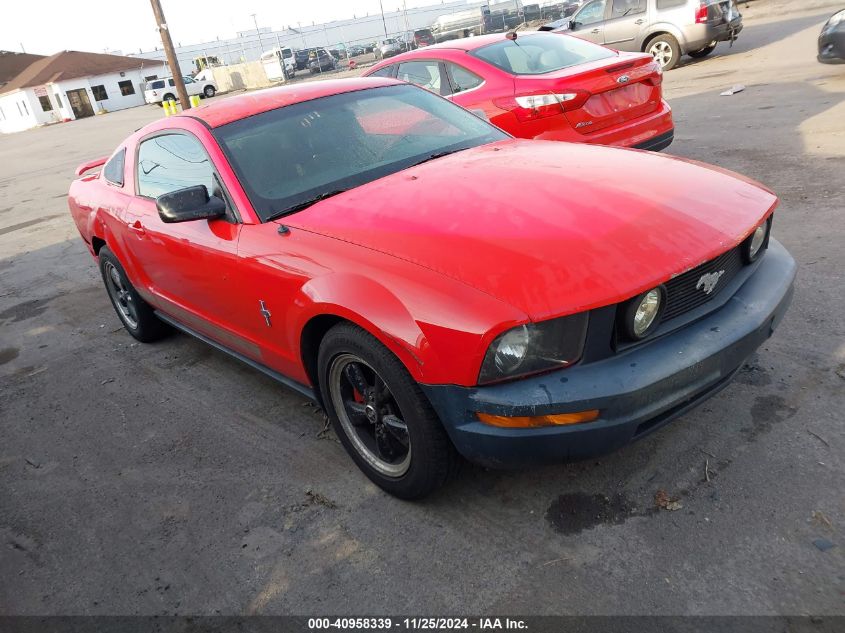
[473,32,615,75]
[103,149,125,186]
[149,80,165,89]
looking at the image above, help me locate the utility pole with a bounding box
[252,14,265,55]
[148,0,191,109]
[378,0,389,39]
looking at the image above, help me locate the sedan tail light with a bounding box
[695,1,709,23]
[494,91,588,122]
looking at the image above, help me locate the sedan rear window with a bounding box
[471,32,615,75]
[213,84,507,221]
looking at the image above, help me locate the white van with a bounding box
[260,47,296,81]
[143,75,217,105]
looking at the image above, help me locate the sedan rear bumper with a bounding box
[421,239,796,468]
[528,99,674,150]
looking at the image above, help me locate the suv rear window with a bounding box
[471,32,615,75]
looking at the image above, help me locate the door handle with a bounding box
[591,28,600,34]
[634,19,645,24]
[128,220,145,235]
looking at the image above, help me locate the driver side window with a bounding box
[137,133,215,199]
[576,0,608,26]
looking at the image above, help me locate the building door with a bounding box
[66,89,94,118]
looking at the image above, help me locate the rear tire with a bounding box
[688,42,717,58]
[317,323,460,499]
[203,85,216,98]
[646,34,681,70]
[161,93,176,106]
[99,247,169,343]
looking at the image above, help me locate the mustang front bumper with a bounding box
[422,239,796,468]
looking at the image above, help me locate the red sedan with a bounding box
[68,78,794,499]
[364,31,674,151]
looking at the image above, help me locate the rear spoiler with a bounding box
[75,156,109,177]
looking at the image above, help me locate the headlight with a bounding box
[622,286,666,341]
[479,313,588,384]
[742,216,772,263]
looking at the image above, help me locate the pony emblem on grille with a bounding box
[696,270,725,295]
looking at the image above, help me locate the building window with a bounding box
[92,85,108,101]
[118,80,135,96]
[38,96,53,112]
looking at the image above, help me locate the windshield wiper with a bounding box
[269,189,348,219]
[408,147,468,168]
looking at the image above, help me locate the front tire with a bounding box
[99,247,169,343]
[688,42,717,58]
[318,323,459,499]
[647,34,681,70]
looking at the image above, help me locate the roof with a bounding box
[0,51,46,86]
[182,77,400,128]
[0,50,165,95]
[422,32,518,51]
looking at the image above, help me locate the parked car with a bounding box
[69,78,795,498]
[294,49,311,70]
[308,49,337,73]
[376,38,404,60]
[365,31,674,151]
[348,44,367,57]
[542,0,743,70]
[143,75,217,105]
[413,28,436,48]
[818,8,845,64]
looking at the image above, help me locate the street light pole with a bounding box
[252,13,265,56]
[149,0,191,109]
[378,0,389,39]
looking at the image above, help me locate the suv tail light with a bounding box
[494,91,588,122]
[695,1,709,23]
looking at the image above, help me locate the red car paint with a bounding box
[365,32,673,149]
[68,78,772,393]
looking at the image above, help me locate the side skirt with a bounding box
[154,311,316,402]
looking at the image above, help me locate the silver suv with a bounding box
[545,0,743,70]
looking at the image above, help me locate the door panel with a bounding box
[604,0,649,50]
[569,0,610,44]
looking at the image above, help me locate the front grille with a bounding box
[662,246,744,321]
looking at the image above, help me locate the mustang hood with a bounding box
[285,140,777,320]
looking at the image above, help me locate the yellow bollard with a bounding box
[190,94,201,108]
[162,100,172,116]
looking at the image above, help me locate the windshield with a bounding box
[213,84,507,221]
[471,32,615,75]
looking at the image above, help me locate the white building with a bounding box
[0,50,166,134]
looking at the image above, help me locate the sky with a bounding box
[1,0,447,56]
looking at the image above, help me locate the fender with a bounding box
[293,273,440,383]
[288,264,528,387]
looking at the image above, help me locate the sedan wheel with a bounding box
[104,261,139,330]
[317,323,459,499]
[98,246,169,343]
[647,35,681,70]
[329,353,412,477]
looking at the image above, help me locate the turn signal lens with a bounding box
[477,410,600,428]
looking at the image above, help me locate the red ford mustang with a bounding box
[68,78,795,499]
[364,31,674,151]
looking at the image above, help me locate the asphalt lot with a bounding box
[1,0,843,616]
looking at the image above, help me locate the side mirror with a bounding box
[156,185,226,223]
